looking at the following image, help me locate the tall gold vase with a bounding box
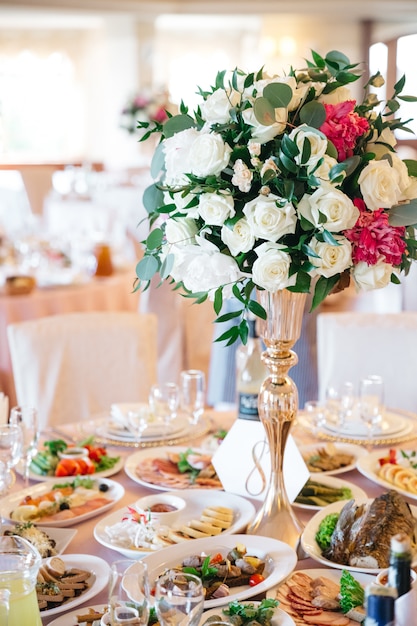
[245,288,307,556]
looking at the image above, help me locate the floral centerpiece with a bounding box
[135,49,417,345]
[120,91,169,134]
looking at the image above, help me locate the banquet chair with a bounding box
[317,311,417,413]
[7,311,157,430]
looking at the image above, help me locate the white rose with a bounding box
[200,88,237,125]
[390,153,411,194]
[270,76,309,111]
[289,124,328,168]
[260,158,279,179]
[242,107,287,144]
[358,159,402,210]
[309,154,343,183]
[252,242,296,292]
[318,86,353,104]
[308,235,352,278]
[243,193,297,242]
[366,127,397,159]
[198,192,235,226]
[232,159,253,192]
[248,140,261,156]
[182,247,244,299]
[353,260,393,291]
[221,218,255,256]
[402,176,417,201]
[164,190,198,216]
[189,132,232,177]
[165,217,199,245]
[163,128,199,185]
[298,184,359,231]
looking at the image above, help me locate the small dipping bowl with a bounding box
[134,493,186,526]
[58,447,89,460]
[376,568,417,587]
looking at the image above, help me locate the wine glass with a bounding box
[9,406,39,487]
[359,375,384,446]
[304,400,327,437]
[325,382,355,429]
[149,383,180,429]
[154,569,204,626]
[125,407,149,444]
[103,559,150,626]
[0,424,23,489]
[180,370,205,425]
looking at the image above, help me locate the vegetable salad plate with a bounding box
[356,447,417,501]
[0,477,124,527]
[39,554,110,618]
[141,534,297,609]
[301,498,417,574]
[293,474,367,510]
[93,488,256,558]
[26,455,125,482]
[124,446,222,490]
[201,602,295,626]
[298,442,366,475]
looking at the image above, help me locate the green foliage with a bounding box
[339,569,365,614]
[315,512,339,550]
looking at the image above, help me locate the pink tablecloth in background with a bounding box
[0,267,139,406]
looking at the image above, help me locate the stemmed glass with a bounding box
[325,381,355,429]
[9,406,39,487]
[154,569,204,626]
[0,424,23,490]
[359,375,384,446]
[304,400,327,437]
[125,408,149,444]
[180,370,205,425]
[149,383,180,430]
[103,559,150,626]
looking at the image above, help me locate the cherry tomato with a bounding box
[209,553,224,565]
[249,573,265,587]
[55,458,79,476]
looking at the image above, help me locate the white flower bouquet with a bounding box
[135,49,417,344]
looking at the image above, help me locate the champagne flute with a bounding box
[0,424,23,489]
[180,370,205,425]
[103,559,150,626]
[359,375,384,447]
[9,406,39,487]
[149,383,180,430]
[154,569,204,626]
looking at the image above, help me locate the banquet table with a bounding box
[0,267,139,407]
[3,407,416,625]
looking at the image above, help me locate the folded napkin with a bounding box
[0,393,9,425]
[110,402,150,426]
[395,586,417,626]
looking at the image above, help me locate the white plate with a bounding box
[0,477,124,527]
[357,448,417,501]
[298,442,367,475]
[301,499,417,573]
[323,408,407,438]
[293,474,368,510]
[93,489,256,558]
[1,524,77,555]
[141,533,297,609]
[42,604,109,626]
[124,446,222,491]
[101,405,190,441]
[201,602,295,626]
[26,454,124,482]
[39,554,110,618]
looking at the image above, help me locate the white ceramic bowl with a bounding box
[134,493,186,526]
[58,447,89,460]
[375,567,417,587]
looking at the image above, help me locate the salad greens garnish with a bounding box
[183,556,218,582]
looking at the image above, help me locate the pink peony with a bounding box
[151,106,169,124]
[319,100,369,161]
[344,198,407,266]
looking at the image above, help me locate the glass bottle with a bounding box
[236,316,268,421]
[365,582,396,626]
[388,532,412,598]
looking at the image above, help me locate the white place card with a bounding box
[211,418,309,501]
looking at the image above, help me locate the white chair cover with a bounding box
[317,311,417,412]
[7,311,157,429]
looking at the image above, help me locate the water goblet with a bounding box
[359,375,384,446]
[180,370,205,425]
[103,559,150,626]
[9,406,39,487]
[304,400,327,437]
[126,407,149,444]
[0,424,23,489]
[154,569,204,626]
[149,383,180,430]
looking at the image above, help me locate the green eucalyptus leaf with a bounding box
[404,159,417,177]
[146,227,164,250]
[150,141,166,179]
[160,253,174,279]
[325,50,350,69]
[263,82,293,108]
[163,114,196,138]
[299,101,327,128]
[142,183,165,214]
[253,97,276,126]
[325,140,338,160]
[389,200,417,226]
[136,255,160,280]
